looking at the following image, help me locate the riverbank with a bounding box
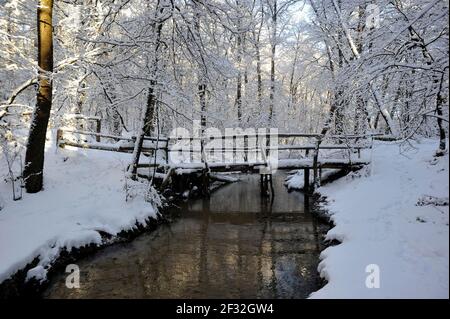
[310,139,449,298]
[0,135,161,296]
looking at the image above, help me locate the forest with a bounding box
[0,0,448,300]
[1,0,447,193]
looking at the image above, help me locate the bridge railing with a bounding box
[56,126,377,172]
[165,132,376,163]
[56,129,169,156]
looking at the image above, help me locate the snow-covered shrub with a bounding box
[0,127,23,201]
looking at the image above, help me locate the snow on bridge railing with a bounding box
[56,129,169,156]
[56,129,377,155]
[56,128,376,177]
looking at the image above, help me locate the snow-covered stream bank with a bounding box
[1,137,448,299]
[306,139,449,298]
[0,139,158,288]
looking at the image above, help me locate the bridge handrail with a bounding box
[167,144,372,152]
[168,132,322,141]
[57,128,376,174]
[327,133,383,139]
[167,132,382,140]
[57,129,169,143]
[58,128,379,145]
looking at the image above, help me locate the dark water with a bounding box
[43,174,327,299]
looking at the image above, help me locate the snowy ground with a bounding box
[285,168,340,190]
[309,139,449,298]
[0,131,157,284]
[1,134,448,299]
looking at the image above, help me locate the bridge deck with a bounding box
[151,158,369,174]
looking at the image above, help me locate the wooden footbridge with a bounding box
[56,117,374,195]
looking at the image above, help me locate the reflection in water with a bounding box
[43,174,327,299]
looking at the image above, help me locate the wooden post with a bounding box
[201,168,210,197]
[190,137,194,163]
[244,135,248,163]
[164,147,169,165]
[269,174,274,196]
[304,168,310,193]
[164,138,170,164]
[177,136,182,162]
[200,137,205,163]
[312,135,321,191]
[260,174,264,196]
[209,136,215,161]
[56,129,63,148]
[96,119,101,142]
[233,135,237,163]
[264,175,268,196]
[256,133,259,161]
[313,163,318,191]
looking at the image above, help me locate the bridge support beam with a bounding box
[313,167,318,191]
[200,168,210,197]
[304,168,310,193]
[260,172,274,197]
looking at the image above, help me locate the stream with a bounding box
[43,173,328,299]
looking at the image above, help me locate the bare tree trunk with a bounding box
[436,72,447,153]
[103,69,122,136]
[334,6,345,137]
[144,84,156,136]
[235,2,243,123]
[254,5,264,111]
[76,80,86,131]
[236,36,243,123]
[1,6,12,100]
[353,4,370,133]
[334,43,344,136]
[371,87,398,135]
[269,0,277,124]
[194,2,207,151]
[256,46,263,109]
[199,83,207,131]
[130,82,157,179]
[23,0,53,193]
[129,2,165,179]
[288,31,300,109]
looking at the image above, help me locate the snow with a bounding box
[285,168,340,190]
[1,133,448,299]
[0,131,157,284]
[310,139,449,298]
